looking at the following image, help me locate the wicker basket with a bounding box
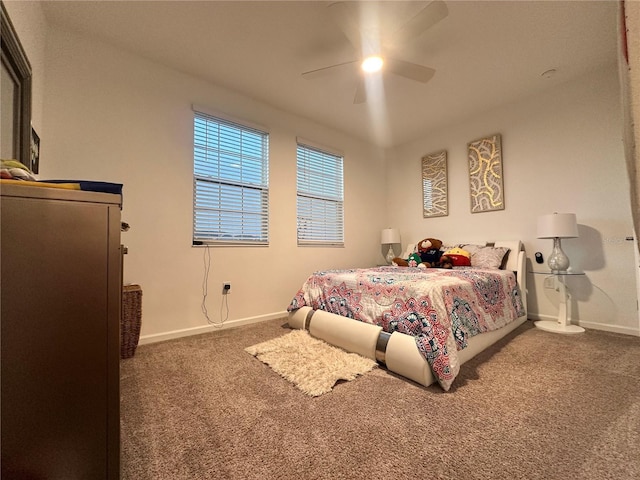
[121,284,142,359]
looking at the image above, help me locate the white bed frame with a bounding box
[288,240,528,388]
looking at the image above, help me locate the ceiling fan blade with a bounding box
[327,2,363,53]
[302,60,359,80]
[385,58,435,83]
[353,77,366,104]
[389,0,448,47]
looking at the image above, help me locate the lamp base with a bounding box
[534,320,585,334]
[385,247,396,265]
[548,237,570,272]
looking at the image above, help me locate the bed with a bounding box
[287,240,528,391]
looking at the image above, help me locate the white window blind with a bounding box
[296,142,344,246]
[193,111,269,245]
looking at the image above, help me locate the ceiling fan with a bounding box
[302,1,448,104]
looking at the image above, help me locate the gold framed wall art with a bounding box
[467,134,504,213]
[421,150,448,218]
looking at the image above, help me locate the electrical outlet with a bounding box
[222,282,231,295]
[543,277,555,289]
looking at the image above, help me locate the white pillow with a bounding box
[461,244,510,269]
[493,241,522,271]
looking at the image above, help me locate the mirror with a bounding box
[1,1,33,171]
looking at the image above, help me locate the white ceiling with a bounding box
[40,0,619,149]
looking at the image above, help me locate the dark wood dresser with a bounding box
[1,184,121,479]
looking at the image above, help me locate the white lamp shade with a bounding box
[381,228,401,245]
[537,213,578,239]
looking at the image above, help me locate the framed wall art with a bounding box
[467,134,504,213]
[421,149,448,218]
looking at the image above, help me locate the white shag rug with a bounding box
[245,329,378,397]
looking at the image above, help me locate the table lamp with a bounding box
[537,213,578,272]
[381,228,401,264]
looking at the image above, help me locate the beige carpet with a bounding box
[121,318,640,480]
[245,329,377,396]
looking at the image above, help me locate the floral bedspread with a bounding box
[288,266,525,390]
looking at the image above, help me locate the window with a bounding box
[296,141,344,246]
[193,111,269,245]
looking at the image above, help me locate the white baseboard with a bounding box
[528,312,640,336]
[575,320,640,336]
[138,311,288,345]
[139,310,639,345]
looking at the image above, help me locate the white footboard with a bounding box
[288,307,527,388]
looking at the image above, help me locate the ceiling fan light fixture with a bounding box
[361,55,384,73]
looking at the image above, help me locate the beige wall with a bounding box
[40,26,386,340]
[386,65,638,334]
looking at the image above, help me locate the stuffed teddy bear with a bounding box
[417,238,444,267]
[393,238,452,268]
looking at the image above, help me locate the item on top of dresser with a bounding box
[0,159,37,181]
